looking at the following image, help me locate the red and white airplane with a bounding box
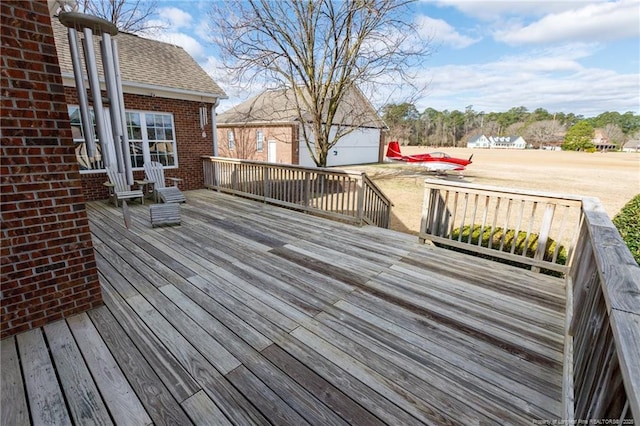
[385,141,473,174]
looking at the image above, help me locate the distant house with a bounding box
[216,87,387,167]
[592,128,617,151]
[467,135,527,149]
[622,139,640,152]
[51,16,227,200]
[467,135,491,148]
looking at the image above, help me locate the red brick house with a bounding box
[217,87,386,167]
[50,13,227,200]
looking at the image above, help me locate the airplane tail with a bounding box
[386,141,403,159]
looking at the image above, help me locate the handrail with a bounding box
[201,156,392,228]
[419,180,639,421]
[565,197,640,422]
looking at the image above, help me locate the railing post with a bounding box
[419,184,433,243]
[356,173,365,226]
[263,167,270,201]
[304,172,311,208]
[232,163,238,191]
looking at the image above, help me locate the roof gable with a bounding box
[218,86,385,129]
[51,16,226,102]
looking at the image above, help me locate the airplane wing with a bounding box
[420,162,466,172]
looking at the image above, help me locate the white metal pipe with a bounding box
[67,27,96,160]
[210,99,221,188]
[82,27,111,168]
[100,32,125,176]
[211,98,219,156]
[112,39,134,184]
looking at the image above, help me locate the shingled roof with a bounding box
[218,86,386,129]
[51,17,226,103]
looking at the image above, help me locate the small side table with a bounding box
[135,180,155,201]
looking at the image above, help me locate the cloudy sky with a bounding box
[144,0,639,117]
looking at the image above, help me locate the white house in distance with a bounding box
[468,135,527,149]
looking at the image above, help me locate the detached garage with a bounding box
[217,86,386,167]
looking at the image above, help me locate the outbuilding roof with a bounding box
[51,16,226,103]
[218,86,386,129]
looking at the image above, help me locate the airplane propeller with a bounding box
[468,154,474,162]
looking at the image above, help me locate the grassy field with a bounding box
[351,147,640,235]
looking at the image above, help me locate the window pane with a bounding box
[69,106,103,170]
[130,141,144,168]
[126,112,142,139]
[145,113,177,167]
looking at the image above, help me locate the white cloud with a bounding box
[494,0,640,45]
[423,0,610,21]
[384,45,640,116]
[157,7,193,28]
[152,31,205,59]
[417,15,480,48]
[195,19,213,41]
[139,7,205,59]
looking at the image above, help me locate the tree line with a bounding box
[381,104,640,150]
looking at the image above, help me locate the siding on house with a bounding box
[298,126,382,167]
[1,0,102,338]
[216,124,297,164]
[217,87,386,167]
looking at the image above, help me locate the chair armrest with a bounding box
[103,181,114,188]
[167,177,182,187]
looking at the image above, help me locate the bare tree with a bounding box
[603,123,625,148]
[523,120,565,149]
[80,0,163,33]
[211,0,431,167]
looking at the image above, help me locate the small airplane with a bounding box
[385,141,473,174]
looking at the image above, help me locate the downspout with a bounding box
[211,98,220,156]
[210,98,220,188]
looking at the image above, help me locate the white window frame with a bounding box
[68,105,178,173]
[228,130,235,150]
[256,130,264,152]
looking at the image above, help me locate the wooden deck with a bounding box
[2,190,566,425]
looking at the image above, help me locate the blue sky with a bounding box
[143,0,640,117]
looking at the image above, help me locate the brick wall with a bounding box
[1,0,102,338]
[64,88,216,201]
[217,124,296,164]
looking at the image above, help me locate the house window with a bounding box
[145,113,176,166]
[68,106,177,171]
[126,111,144,168]
[228,130,235,150]
[256,130,264,152]
[69,106,105,170]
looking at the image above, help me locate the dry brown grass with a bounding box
[349,147,640,235]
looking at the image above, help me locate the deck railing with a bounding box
[565,197,639,422]
[202,156,393,228]
[420,180,639,422]
[420,179,583,273]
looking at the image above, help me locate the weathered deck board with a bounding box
[66,313,152,426]
[17,328,72,426]
[3,189,566,425]
[43,320,113,425]
[1,338,29,425]
[87,306,193,425]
